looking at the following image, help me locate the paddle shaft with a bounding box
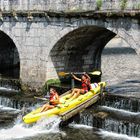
[34,96,48,101]
[71,78,75,89]
[58,71,101,77]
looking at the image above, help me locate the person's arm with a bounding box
[85,73,91,81]
[72,74,81,82]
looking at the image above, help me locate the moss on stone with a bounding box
[42,79,61,92]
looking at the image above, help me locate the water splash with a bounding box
[0,115,61,140]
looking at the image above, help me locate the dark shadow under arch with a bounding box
[0,31,20,79]
[49,26,116,82]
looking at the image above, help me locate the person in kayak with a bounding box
[40,88,60,112]
[68,73,92,99]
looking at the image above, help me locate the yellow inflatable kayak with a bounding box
[23,82,106,124]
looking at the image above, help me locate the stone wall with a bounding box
[0,0,139,11]
[0,15,139,89]
[0,0,139,90]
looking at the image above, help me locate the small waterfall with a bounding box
[0,115,61,140]
[0,95,42,112]
[0,78,20,92]
[99,129,140,140]
[101,95,140,112]
[101,118,140,137]
[68,123,140,140]
[0,96,33,110]
[71,95,140,138]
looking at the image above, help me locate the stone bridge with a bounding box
[0,0,139,90]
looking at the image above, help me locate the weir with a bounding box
[0,78,21,92]
[0,90,140,139]
[72,95,140,138]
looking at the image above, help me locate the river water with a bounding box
[0,37,140,140]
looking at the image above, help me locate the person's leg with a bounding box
[71,89,84,99]
[72,89,86,99]
[71,88,78,95]
[80,89,85,94]
[43,105,54,112]
[40,104,48,112]
[67,88,78,99]
[40,104,54,112]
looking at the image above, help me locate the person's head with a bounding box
[49,88,57,94]
[81,74,88,81]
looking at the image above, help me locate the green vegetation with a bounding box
[96,0,102,10]
[42,79,61,92]
[133,3,140,10]
[107,12,112,17]
[120,0,128,10]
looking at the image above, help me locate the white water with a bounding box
[99,106,140,115]
[70,124,140,140]
[0,105,20,112]
[99,130,140,140]
[0,115,61,140]
[0,87,12,91]
[0,87,18,92]
[69,123,93,129]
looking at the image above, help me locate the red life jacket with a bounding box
[81,79,91,91]
[49,92,57,105]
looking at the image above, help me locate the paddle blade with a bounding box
[58,72,69,76]
[90,71,101,76]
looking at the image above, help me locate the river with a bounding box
[0,37,140,140]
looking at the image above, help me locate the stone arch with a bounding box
[107,28,140,55]
[0,30,20,79]
[101,34,140,86]
[48,25,116,80]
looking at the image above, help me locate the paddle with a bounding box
[34,96,49,101]
[58,71,101,77]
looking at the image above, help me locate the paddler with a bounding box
[68,73,92,99]
[40,88,60,112]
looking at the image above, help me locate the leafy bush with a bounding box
[120,0,128,10]
[42,79,61,92]
[96,0,102,10]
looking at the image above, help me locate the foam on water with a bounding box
[99,130,140,140]
[0,115,61,140]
